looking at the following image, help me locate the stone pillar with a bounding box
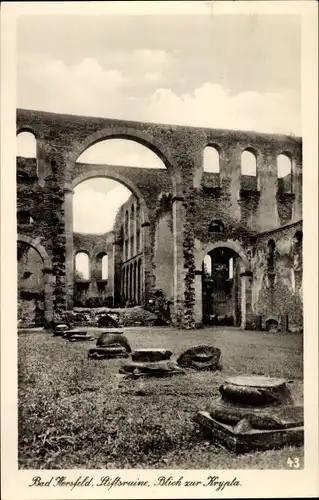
[42,268,54,324]
[172,196,185,327]
[36,140,48,187]
[141,222,151,305]
[280,314,289,333]
[112,239,122,307]
[128,211,131,260]
[240,271,254,330]
[133,204,137,256]
[220,146,241,222]
[64,188,74,310]
[89,254,98,298]
[257,151,279,231]
[194,270,203,327]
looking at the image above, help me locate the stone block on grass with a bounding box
[177,345,221,371]
[96,331,131,352]
[53,324,69,336]
[119,360,185,378]
[88,346,129,360]
[63,329,88,339]
[219,376,294,406]
[195,375,303,453]
[69,334,93,342]
[131,348,172,362]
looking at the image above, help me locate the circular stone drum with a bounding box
[96,331,131,353]
[176,345,221,371]
[219,376,294,406]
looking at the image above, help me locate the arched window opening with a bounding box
[17,211,34,226]
[203,146,220,173]
[17,131,37,158]
[267,240,276,274]
[75,252,90,280]
[76,138,166,169]
[124,210,129,233]
[102,254,108,280]
[203,254,212,277]
[241,149,257,176]
[131,204,135,220]
[209,220,224,233]
[277,154,292,193]
[136,229,141,253]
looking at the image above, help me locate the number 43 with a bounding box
[287,457,300,468]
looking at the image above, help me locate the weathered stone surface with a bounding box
[69,334,93,342]
[96,331,131,352]
[119,360,185,378]
[88,346,129,359]
[209,398,304,430]
[219,376,293,406]
[53,324,69,336]
[195,411,304,454]
[63,329,87,339]
[176,345,221,371]
[131,348,172,362]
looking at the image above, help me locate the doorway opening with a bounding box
[202,247,242,326]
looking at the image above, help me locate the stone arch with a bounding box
[241,147,258,176]
[70,168,150,224]
[66,126,177,180]
[74,250,90,280]
[277,152,293,193]
[17,234,51,269]
[203,144,221,173]
[16,125,38,138]
[196,240,250,271]
[17,234,53,324]
[208,220,225,233]
[194,239,252,329]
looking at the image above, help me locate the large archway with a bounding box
[194,240,253,329]
[17,235,53,326]
[66,139,156,310]
[72,175,145,309]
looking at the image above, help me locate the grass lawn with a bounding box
[18,326,304,469]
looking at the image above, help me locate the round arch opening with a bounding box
[76,138,166,169]
[72,176,144,309]
[202,246,245,327]
[17,240,45,327]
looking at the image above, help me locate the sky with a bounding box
[17,13,301,233]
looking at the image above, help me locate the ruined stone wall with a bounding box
[17,108,302,328]
[153,194,174,302]
[73,231,113,306]
[251,221,303,332]
[18,243,44,296]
